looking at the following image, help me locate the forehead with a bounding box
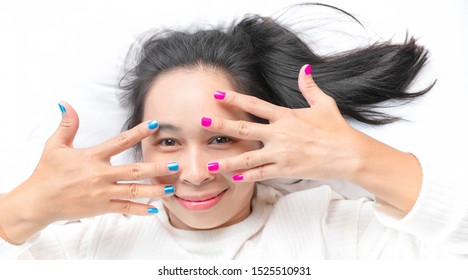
[143,68,249,124]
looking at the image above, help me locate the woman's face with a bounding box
[141,67,261,230]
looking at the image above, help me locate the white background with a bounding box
[0,0,467,276]
[0,0,467,193]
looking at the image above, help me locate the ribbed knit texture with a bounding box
[1,170,467,259]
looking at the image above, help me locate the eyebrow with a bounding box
[153,123,181,134]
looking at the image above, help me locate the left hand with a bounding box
[201,64,362,182]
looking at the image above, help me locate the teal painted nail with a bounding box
[147,208,159,214]
[167,162,179,171]
[148,120,159,130]
[164,185,175,194]
[58,103,66,115]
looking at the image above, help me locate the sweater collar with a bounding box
[154,184,281,259]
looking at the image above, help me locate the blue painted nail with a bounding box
[147,208,159,214]
[148,120,159,130]
[164,185,175,194]
[58,103,66,115]
[167,162,179,171]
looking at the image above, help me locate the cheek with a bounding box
[227,140,262,157]
[140,141,152,162]
[141,142,179,184]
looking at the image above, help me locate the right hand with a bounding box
[0,102,177,244]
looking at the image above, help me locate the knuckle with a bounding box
[116,131,131,149]
[44,136,55,148]
[128,183,139,199]
[227,91,237,105]
[223,159,232,171]
[122,201,131,214]
[304,79,318,91]
[256,166,267,180]
[153,163,163,175]
[81,148,97,161]
[88,171,104,185]
[59,118,74,129]
[326,95,337,106]
[245,95,259,111]
[216,119,226,131]
[90,187,106,200]
[237,121,249,137]
[130,164,143,180]
[244,153,254,168]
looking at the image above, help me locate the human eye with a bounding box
[209,136,233,145]
[156,138,181,147]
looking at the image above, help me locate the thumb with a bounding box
[297,64,327,106]
[48,102,80,148]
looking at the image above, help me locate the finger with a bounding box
[297,64,328,106]
[92,120,159,159]
[108,200,160,216]
[109,161,179,181]
[47,102,80,148]
[200,117,267,141]
[112,183,175,200]
[207,149,270,174]
[231,164,278,182]
[213,90,286,122]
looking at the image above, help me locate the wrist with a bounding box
[336,128,368,183]
[342,131,422,212]
[0,183,49,245]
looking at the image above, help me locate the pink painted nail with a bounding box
[214,90,226,100]
[201,117,212,127]
[304,64,312,75]
[233,173,244,181]
[207,162,219,172]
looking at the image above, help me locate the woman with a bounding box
[0,9,466,259]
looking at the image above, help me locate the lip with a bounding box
[175,189,228,211]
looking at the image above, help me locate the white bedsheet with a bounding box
[0,0,467,196]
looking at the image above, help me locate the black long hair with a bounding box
[119,4,434,152]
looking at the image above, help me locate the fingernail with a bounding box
[147,120,159,130]
[304,64,312,75]
[167,162,179,171]
[207,162,219,172]
[58,103,66,115]
[201,117,212,127]
[214,90,226,100]
[164,185,175,194]
[147,208,159,214]
[233,173,244,181]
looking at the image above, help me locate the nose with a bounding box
[178,147,215,186]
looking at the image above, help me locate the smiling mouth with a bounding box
[175,189,228,211]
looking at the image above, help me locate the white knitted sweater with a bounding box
[1,153,467,259]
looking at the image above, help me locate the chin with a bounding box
[162,203,228,231]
